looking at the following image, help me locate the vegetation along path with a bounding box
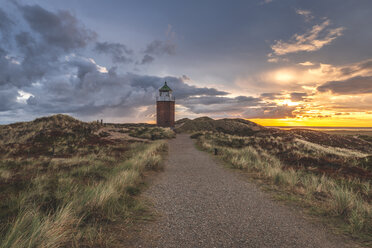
[134,134,350,247]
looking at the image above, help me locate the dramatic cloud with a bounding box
[0,85,20,111]
[128,74,228,100]
[270,19,344,56]
[180,95,261,114]
[179,94,297,119]
[0,3,99,91]
[139,54,154,65]
[290,92,308,101]
[260,92,284,100]
[317,76,372,95]
[144,40,175,56]
[22,69,230,118]
[94,42,133,63]
[0,3,242,123]
[339,59,372,77]
[139,38,176,64]
[0,8,14,41]
[0,30,59,89]
[18,4,96,51]
[243,105,296,119]
[1,1,371,125]
[1,34,230,119]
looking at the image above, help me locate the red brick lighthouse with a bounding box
[156,82,175,127]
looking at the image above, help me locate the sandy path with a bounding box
[133,134,350,248]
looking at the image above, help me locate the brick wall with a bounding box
[156,101,175,127]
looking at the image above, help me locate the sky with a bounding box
[0,0,372,126]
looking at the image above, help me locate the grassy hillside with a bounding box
[0,115,174,247]
[175,116,263,135]
[185,118,372,244]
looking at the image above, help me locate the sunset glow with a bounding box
[251,117,372,127]
[274,71,296,83]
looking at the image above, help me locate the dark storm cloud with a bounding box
[180,96,276,117]
[179,95,262,114]
[17,3,96,51]
[176,91,298,117]
[0,31,51,89]
[94,41,133,63]
[67,56,101,81]
[181,95,259,106]
[0,8,14,41]
[0,50,23,87]
[0,2,236,121]
[0,85,19,111]
[144,40,175,56]
[128,74,228,100]
[139,54,154,64]
[317,76,372,95]
[14,55,230,117]
[181,94,296,118]
[14,31,57,86]
[0,3,97,90]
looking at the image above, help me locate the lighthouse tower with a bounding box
[156,82,175,127]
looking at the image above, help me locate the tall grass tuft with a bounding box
[1,204,78,248]
[330,185,355,216]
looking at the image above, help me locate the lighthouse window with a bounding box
[160,92,170,97]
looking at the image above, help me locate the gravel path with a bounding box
[134,134,350,248]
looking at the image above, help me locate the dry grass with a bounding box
[175,117,262,134]
[1,141,167,247]
[196,132,372,242]
[103,124,176,140]
[1,204,79,248]
[295,138,368,158]
[0,115,169,247]
[128,126,175,140]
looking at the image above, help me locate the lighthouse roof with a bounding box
[159,82,172,92]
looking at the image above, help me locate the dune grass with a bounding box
[196,132,372,243]
[127,126,176,140]
[0,141,167,247]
